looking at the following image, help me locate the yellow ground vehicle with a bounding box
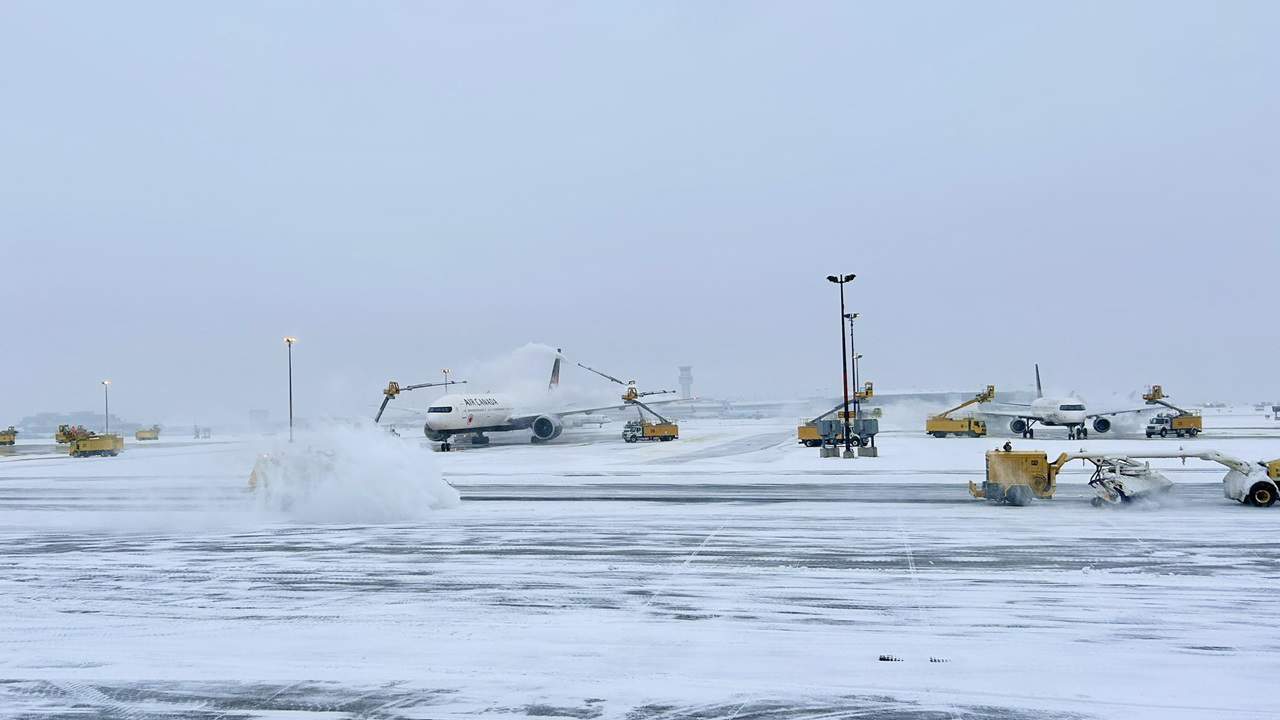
[0,426,16,446]
[1263,460,1280,482]
[55,425,91,444]
[927,417,987,437]
[796,412,878,447]
[135,425,161,441]
[973,448,1278,507]
[1142,385,1202,438]
[926,385,995,438]
[797,383,880,448]
[623,419,678,442]
[68,433,124,458]
[970,449,1060,505]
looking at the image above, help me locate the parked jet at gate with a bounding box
[979,365,1152,440]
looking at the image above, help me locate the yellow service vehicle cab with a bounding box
[68,433,124,458]
[0,426,16,446]
[135,425,161,441]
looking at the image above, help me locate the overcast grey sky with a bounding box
[2,1,1276,424]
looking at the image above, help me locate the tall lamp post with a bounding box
[845,313,860,419]
[442,368,450,389]
[284,337,297,442]
[101,380,111,434]
[852,353,863,416]
[826,273,856,456]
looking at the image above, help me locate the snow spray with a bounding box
[250,423,459,523]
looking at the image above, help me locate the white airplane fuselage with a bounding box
[424,394,519,435]
[1026,396,1088,427]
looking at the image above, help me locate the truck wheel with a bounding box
[931,432,946,438]
[1006,485,1033,506]
[1159,428,1167,438]
[1248,482,1276,507]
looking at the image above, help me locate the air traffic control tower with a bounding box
[678,366,693,399]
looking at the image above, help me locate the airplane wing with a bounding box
[975,407,1039,419]
[1086,406,1155,419]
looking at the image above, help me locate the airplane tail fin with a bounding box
[548,349,562,391]
[1034,363,1043,399]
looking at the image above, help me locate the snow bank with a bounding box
[250,424,459,523]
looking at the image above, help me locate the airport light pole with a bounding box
[852,353,863,418]
[102,380,111,434]
[284,337,297,442]
[442,368,450,389]
[845,313,860,419]
[826,274,856,455]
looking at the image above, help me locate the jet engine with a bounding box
[1092,417,1112,434]
[530,415,564,443]
[1009,419,1028,434]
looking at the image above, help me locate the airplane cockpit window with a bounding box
[1059,404,1085,411]
[427,406,453,413]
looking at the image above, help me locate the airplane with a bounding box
[978,364,1152,440]
[409,352,681,450]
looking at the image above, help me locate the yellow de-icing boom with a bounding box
[575,362,680,441]
[925,385,995,438]
[374,378,467,423]
[1143,385,1192,415]
[936,385,996,419]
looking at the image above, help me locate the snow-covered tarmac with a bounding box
[2,415,1279,718]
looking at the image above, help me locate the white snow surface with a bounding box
[1,412,1279,718]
